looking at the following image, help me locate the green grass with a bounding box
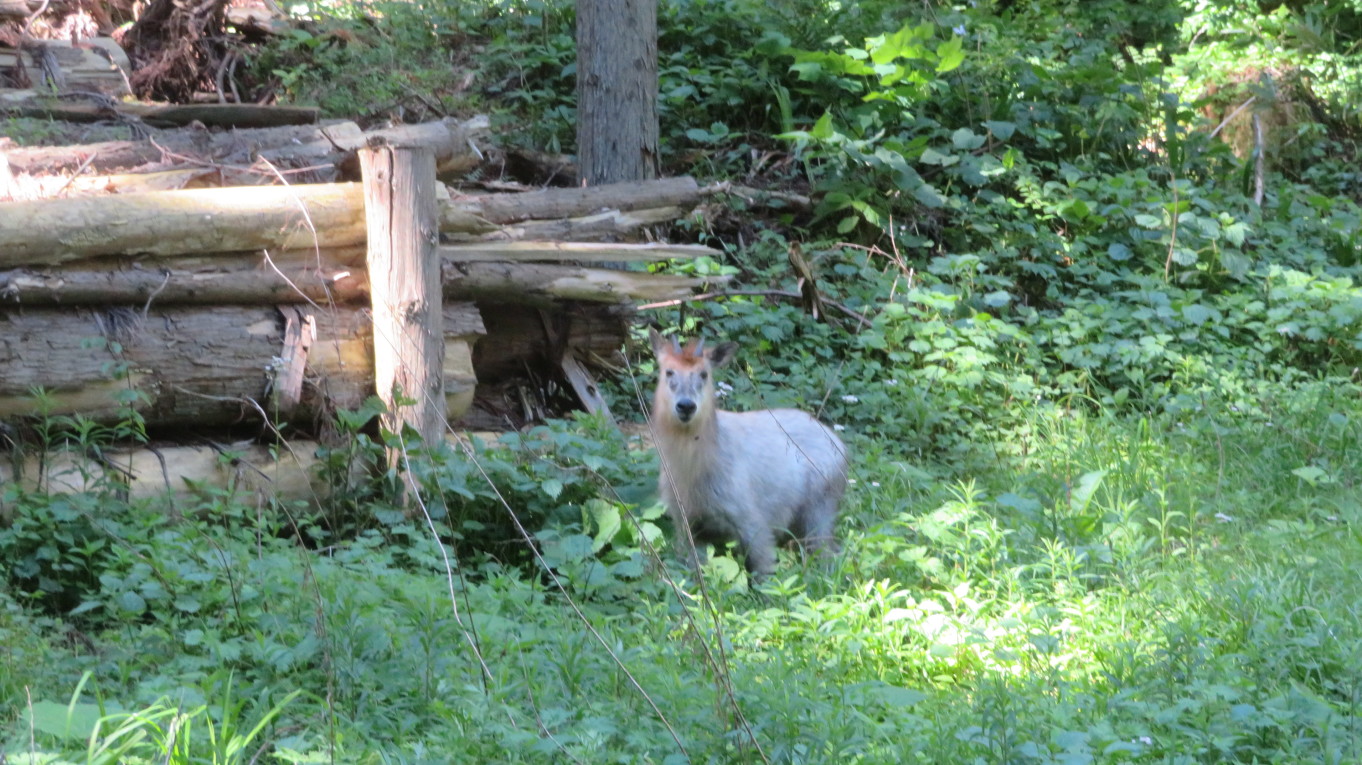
[4,380,1361,763]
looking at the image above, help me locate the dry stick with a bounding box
[638,289,873,330]
[622,355,770,765]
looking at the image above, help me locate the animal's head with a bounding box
[649,328,737,427]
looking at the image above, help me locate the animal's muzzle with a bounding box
[675,398,697,422]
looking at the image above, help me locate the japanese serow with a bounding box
[649,329,848,578]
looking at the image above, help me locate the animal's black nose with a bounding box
[675,399,697,421]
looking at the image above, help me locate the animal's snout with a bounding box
[675,398,698,422]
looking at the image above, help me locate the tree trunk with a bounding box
[576,0,659,186]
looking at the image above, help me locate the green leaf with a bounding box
[936,35,964,73]
[587,499,622,553]
[951,127,983,150]
[809,110,835,140]
[984,120,1016,140]
[540,478,564,500]
[919,147,954,166]
[1107,242,1133,261]
[117,590,146,614]
[1182,304,1213,325]
[25,700,103,740]
[1069,469,1107,513]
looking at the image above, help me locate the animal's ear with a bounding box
[648,327,668,357]
[709,341,738,368]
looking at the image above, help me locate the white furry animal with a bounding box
[649,329,848,577]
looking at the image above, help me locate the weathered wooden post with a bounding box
[358,142,446,468]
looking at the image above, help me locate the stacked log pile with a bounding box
[0,113,724,504]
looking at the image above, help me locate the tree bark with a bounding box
[444,261,723,305]
[576,0,659,186]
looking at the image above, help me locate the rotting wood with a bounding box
[0,303,484,428]
[360,143,445,450]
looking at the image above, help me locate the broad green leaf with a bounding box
[936,35,964,72]
[540,478,564,500]
[1107,242,1133,261]
[984,120,1016,140]
[951,127,983,150]
[809,110,835,140]
[587,499,621,553]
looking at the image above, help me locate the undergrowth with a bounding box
[7,0,1362,762]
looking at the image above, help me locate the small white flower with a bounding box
[1214,512,1234,523]
[953,23,967,36]
[833,423,846,432]
[717,381,734,391]
[841,394,859,403]
[848,478,857,484]
[1137,736,1153,746]
[871,481,881,488]
[886,379,899,386]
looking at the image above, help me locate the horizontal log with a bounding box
[448,176,701,225]
[440,241,720,263]
[445,261,723,305]
[1,116,487,178]
[0,442,329,508]
[0,249,715,307]
[0,184,369,266]
[0,250,370,305]
[446,206,683,243]
[0,177,707,266]
[0,303,484,428]
[0,99,320,129]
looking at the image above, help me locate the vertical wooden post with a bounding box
[359,144,445,459]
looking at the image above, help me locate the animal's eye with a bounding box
[700,371,708,381]
[665,370,674,378]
